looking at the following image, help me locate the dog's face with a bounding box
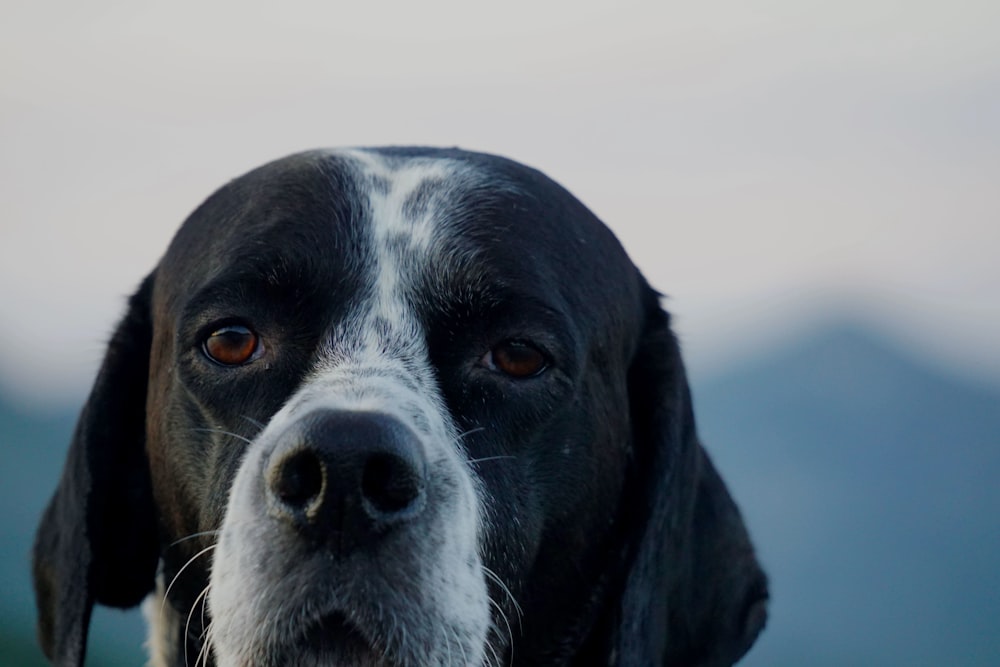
[33,148,767,667]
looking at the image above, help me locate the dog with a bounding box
[33,147,767,667]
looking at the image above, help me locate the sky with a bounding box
[2,0,998,406]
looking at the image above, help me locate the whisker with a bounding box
[452,626,470,667]
[195,621,214,667]
[487,597,513,667]
[160,545,217,620]
[456,426,486,440]
[482,565,524,630]
[200,587,210,642]
[240,415,265,431]
[167,530,221,550]
[189,427,254,446]
[184,585,211,667]
[482,621,503,667]
[439,623,452,666]
[466,455,516,466]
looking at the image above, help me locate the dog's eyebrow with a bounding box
[181,272,279,316]
[426,285,582,369]
[178,260,340,328]
[430,279,569,325]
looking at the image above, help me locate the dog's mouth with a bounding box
[295,611,391,667]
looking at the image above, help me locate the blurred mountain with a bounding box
[2,322,998,666]
[695,323,1000,667]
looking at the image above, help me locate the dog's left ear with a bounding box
[614,289,768,666]
[32,273,160,666]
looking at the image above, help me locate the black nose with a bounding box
[266,410,427,553]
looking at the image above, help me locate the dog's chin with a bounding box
[273,612,391,667]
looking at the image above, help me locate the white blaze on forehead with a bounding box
[270,148,476,425]
[343,148,457,328]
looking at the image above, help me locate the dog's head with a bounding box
[33,148,767,667]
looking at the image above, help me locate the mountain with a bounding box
[693,324,1000,667]
[2,323,998,666]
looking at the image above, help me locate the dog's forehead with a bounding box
[156,148,641,328]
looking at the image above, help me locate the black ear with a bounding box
[615,291,768,666]
[33,273,160,666]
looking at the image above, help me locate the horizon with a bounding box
[3,312,997,414]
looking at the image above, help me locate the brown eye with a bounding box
[483,340,548,378]
[203,325,260,366]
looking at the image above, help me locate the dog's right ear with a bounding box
[33,272,160,666]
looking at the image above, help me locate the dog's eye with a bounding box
[203,325,261,366]
[482,341,548,378]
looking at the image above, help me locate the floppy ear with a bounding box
[615,291,768,666]
[33,273,160,666]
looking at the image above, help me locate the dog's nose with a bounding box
[265,411,426,551]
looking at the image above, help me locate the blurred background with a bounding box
[2,1,998,665]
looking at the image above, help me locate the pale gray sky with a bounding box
[2,1,998,405]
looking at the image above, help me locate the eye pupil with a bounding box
[203,325,259,366]
[490,341,547,378]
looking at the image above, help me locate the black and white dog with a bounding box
[33,148,767,667]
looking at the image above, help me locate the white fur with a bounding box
[142,576,179,667]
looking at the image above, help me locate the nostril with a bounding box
[361,452,423,515]
[271,449,325,509]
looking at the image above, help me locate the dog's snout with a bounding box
[266,411,427,550]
